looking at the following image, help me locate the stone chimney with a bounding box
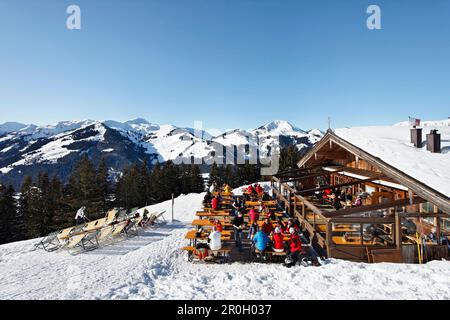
[426,129,441,153]
[410,126,422,148]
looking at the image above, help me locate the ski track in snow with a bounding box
[0,191,449,300]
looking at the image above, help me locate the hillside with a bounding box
[0,119,322,187]
[0,190,449,300]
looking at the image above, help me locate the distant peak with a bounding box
[124,118,151,125]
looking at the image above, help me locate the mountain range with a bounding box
[0,119,322,188]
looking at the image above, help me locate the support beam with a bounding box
[330,217,395,224]
[281,171,330,183]
[296,175,385,195]
[395,212,402,250]
[323,197,426,218]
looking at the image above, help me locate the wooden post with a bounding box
[395,212,402,250]
[288,190,292,216]
[326,220,332,258]
[171,193,174,223]
[435,216,441,244]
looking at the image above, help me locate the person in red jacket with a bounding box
[211,196,220,210]
[213,219,223,232]
[247,185,255,195]
[255,183,264,195]
[261,218,274,235]
[285,227,303,268]
[272,227,285,253]
[248,208,259,224]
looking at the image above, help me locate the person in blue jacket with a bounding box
[253,230,270,252]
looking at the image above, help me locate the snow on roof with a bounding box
[334,120,450,198]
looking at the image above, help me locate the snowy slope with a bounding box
[334,121,450,197]
[0,191,449,300]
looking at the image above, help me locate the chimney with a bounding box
[410,126,422,148]
[426,129,441,153]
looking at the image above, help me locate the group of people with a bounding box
[315,185,363,210]
[201,182,308,267]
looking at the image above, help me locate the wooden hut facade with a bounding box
[271,127,450,263]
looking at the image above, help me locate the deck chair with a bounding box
[97,225,114,243]
[83,218,106,232]
[117,209,130,222]
[124,216,144,237]
[57,226,75,244]
[66,225,99,253]
[105,209,119,225]
[153,211,167,224]
[34,231,61,252]
[111,221,129,237]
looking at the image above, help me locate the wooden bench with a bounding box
[255,249,287,256]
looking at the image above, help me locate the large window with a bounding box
[331,222,394,246]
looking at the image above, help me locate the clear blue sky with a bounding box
[0,0,449,131]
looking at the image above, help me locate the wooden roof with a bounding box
[297,130,450,213]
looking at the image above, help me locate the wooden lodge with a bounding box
[271,128,450,263]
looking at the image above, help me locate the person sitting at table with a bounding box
[353,195,363,207]
[213,219,223,233]
[261,218,274,235]
[232,197,243,211]
[255,183,264,195]
[266,209,276,221]
[211,195,221,210]
[261,192,271,201]
[247,184,255,195]
[284,227,303,268]
[272,227,285,253]
[203,191,212,207]
[248,221,259,240]
[208,227,222,251]
[276,219,286,233]
[333,195,342,211]
[293,217,301,229]
[223,183,232,195]
[253,229,270,253]
[249,208,259,224]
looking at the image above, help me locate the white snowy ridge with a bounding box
[0,119,322,174]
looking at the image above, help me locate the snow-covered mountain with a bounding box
[0,119,322,187]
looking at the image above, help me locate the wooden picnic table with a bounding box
[201,208,232,212]
[185,230,232,241]
[196,212,231,219]
[245,201,277,206]
[191,219,232,228]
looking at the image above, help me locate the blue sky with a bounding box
[0,0,449,131]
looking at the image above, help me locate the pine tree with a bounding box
[97,158,109,214]
[139,158,153,205]
[208,163,219,188]
[279,145,302,172]
[189,164,205,193]
[49,175,71,230]
[179,164,191,195]
[149,162,164,203]
[0,184,17,244]
[67,155,102,219]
